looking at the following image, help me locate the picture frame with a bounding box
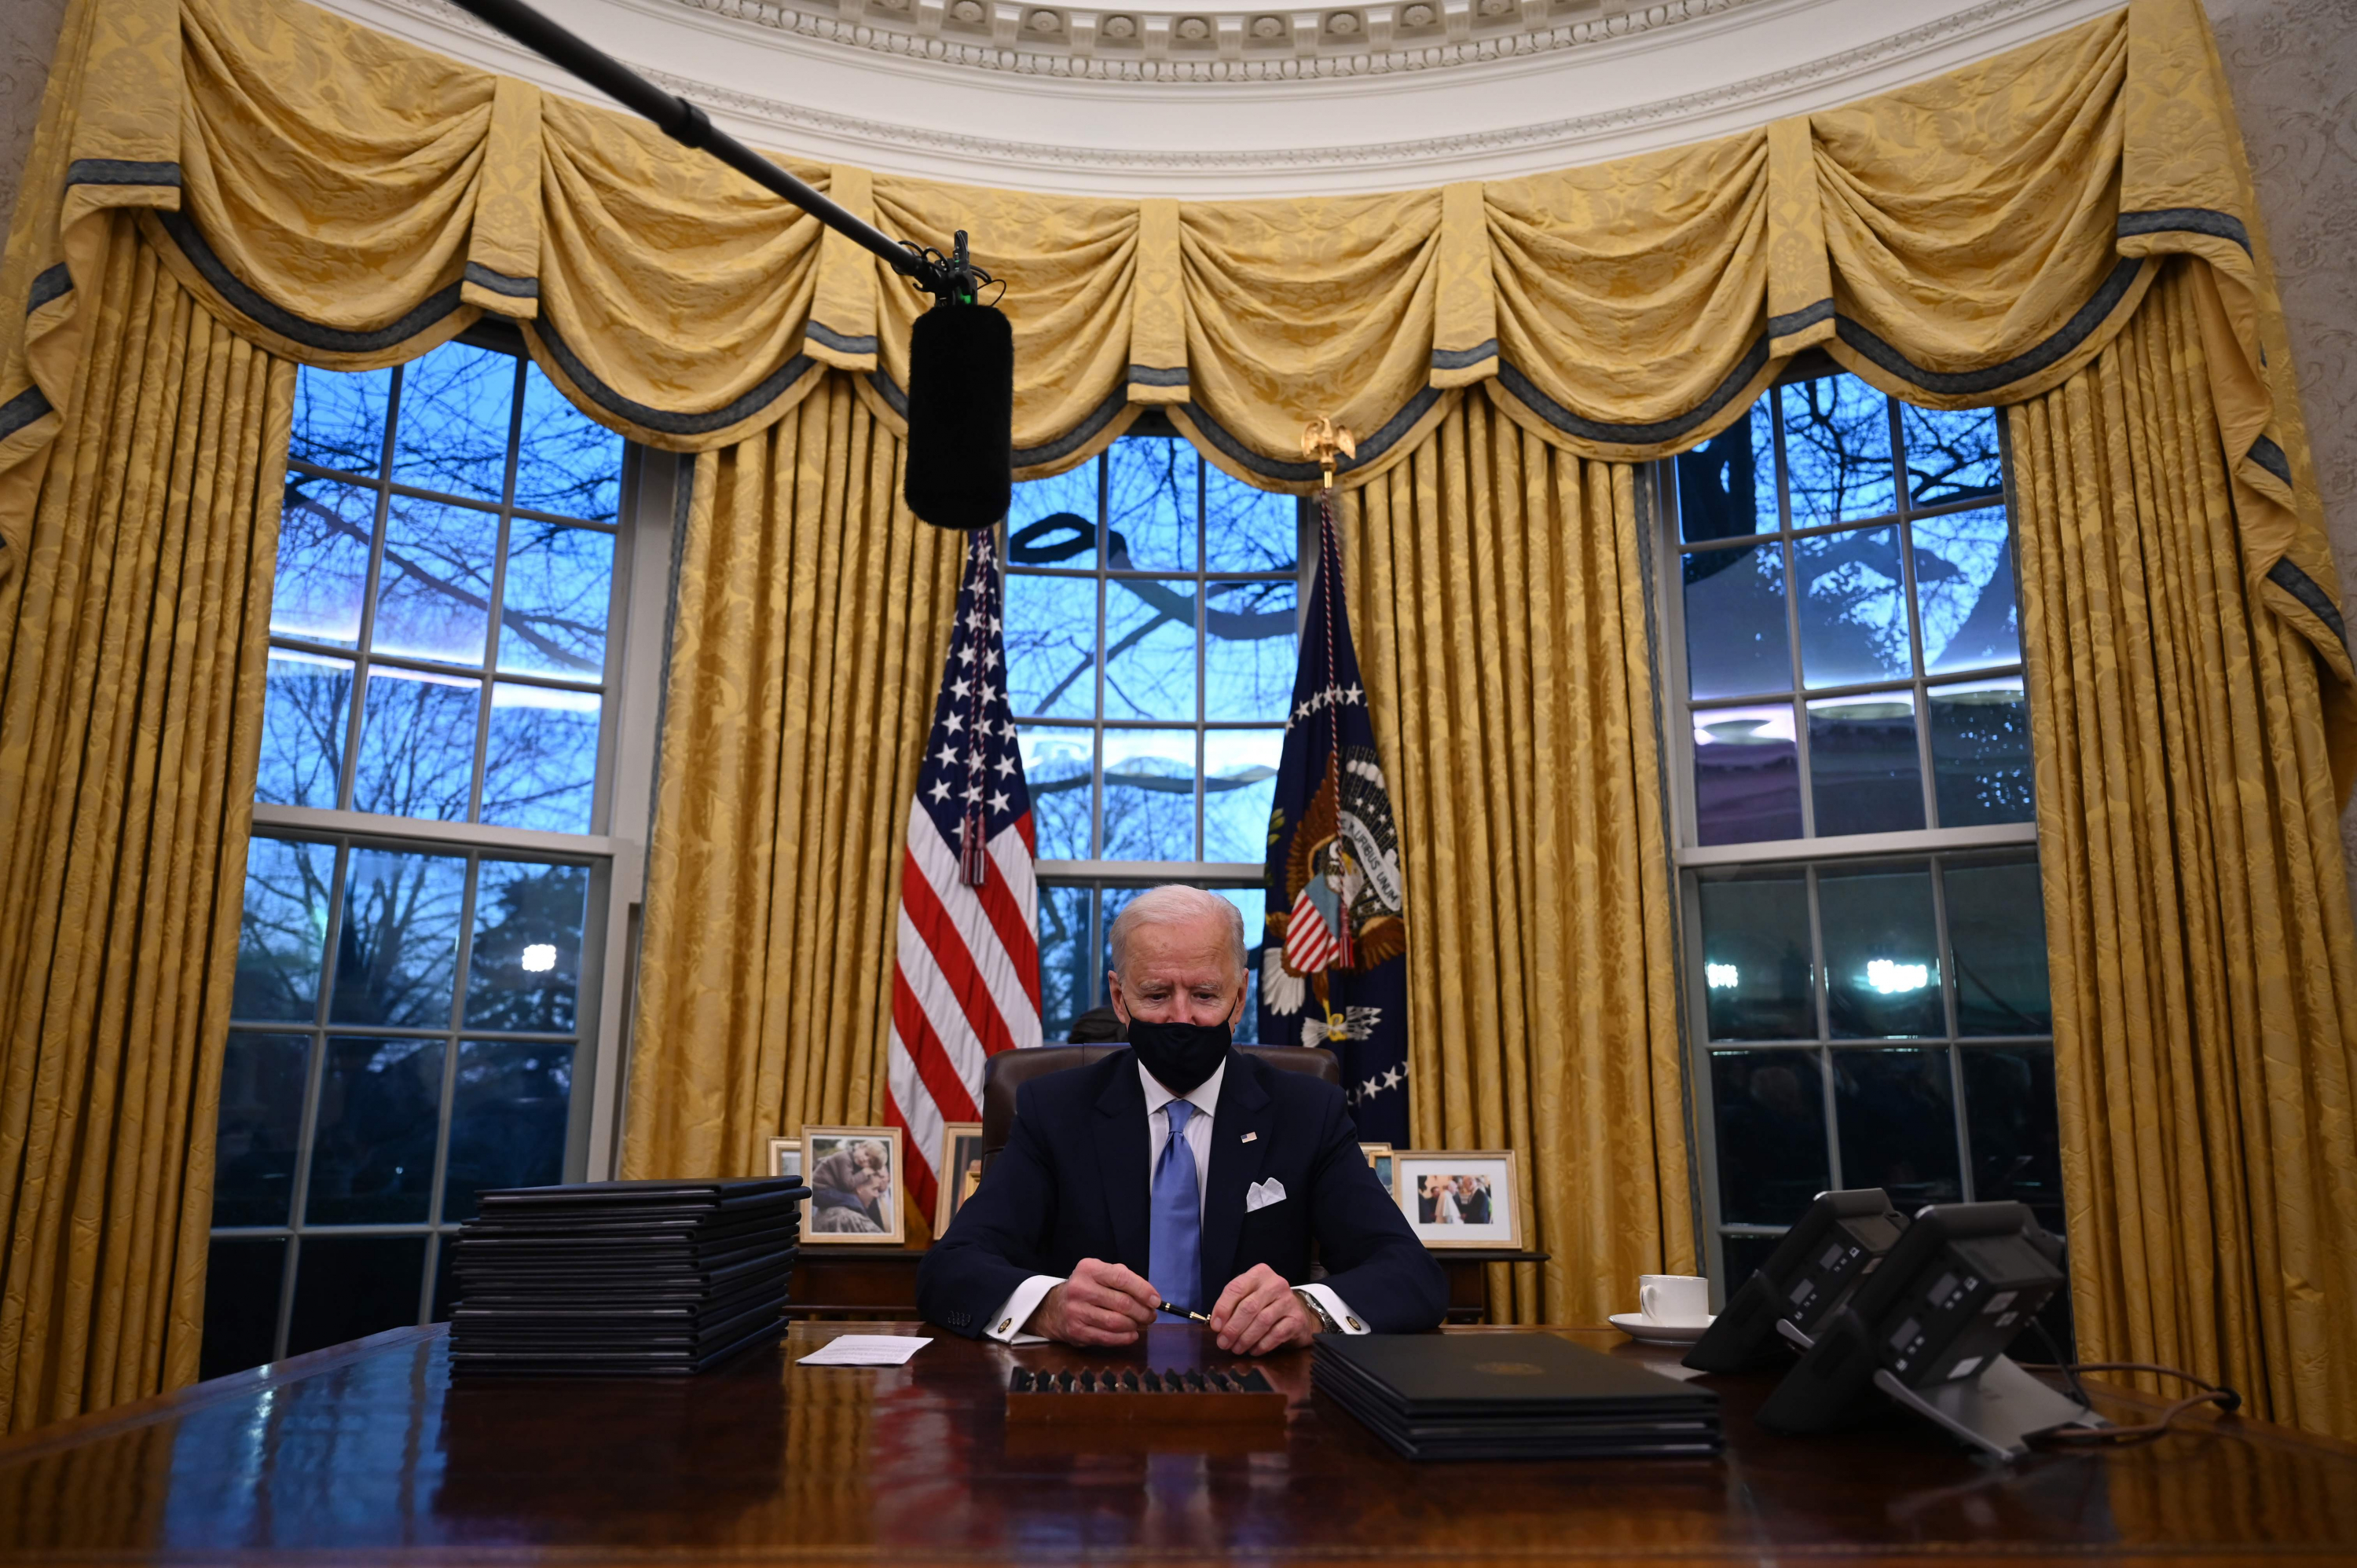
[799,1126,907,1244]
[1390,1149,1522,1249]
[767,1138,801,1181]
[1359,1142,1393,1196]
[933,1122,986,1236]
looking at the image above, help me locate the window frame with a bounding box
[1646,363,2052,1308]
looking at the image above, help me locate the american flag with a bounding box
[886,529,1042,1226]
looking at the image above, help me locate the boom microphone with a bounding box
[904,300,1015,533]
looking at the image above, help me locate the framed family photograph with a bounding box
[800,1126,906,1244]
[1359,1143,1394,1195]
[1391,1149,1522,1249]
[767,1138,801,1181]
[933,1122,987,1236]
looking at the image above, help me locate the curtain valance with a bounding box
[0,0,2344,711]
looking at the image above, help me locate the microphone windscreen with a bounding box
[904,303,1014,532]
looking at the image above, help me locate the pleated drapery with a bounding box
[2011,261,2357,1439]
[1347,397,1695,1327]
[621,377,960,1202]
[0,215,292,1433]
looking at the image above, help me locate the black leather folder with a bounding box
[1312,1334,1721,1460]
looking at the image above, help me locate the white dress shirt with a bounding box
[985,1059,1367,1343]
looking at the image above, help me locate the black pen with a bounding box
[1157,1299,1211,1324]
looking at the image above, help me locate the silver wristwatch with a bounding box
[1293,1287,1341,1334]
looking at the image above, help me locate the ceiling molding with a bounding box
[328,0,2123,193]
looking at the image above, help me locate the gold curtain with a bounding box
[1347,394,1695,1325]
[0,215,292,1432]
[621,375,959,1199]
[2011,259,2357,1439]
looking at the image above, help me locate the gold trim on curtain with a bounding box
[621,375,959,1206]
[1348,394,1695,1325]
[2012,259,2357,1440]
[0,214,291,1432]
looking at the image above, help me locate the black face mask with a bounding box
[1127,1016,1232,1097]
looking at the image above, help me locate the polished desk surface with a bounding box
[2,1321,2353,1566]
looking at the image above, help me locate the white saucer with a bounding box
[1609,1312,1713,1346]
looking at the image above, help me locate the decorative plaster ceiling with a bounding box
[322,0,2121,193]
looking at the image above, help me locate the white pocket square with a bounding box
[1244,1178,1286,1212]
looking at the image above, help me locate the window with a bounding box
[1001,423,1307,1038]
[1657,366,2065,1327]
[203,331,673,1379]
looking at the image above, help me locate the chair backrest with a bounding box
[981,1045,1342,1158]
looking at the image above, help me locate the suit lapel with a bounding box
[1200,1050,1275,1293]
[1091,1052,1151,1273]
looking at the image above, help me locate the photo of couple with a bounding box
[1417,1173,1494,1226]
[802,1128,904,1243]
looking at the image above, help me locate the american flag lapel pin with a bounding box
[1241,1132,1257,1143]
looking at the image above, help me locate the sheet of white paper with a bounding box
[796,1335,932,1366]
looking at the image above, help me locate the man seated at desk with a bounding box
[918,885,1446,1354]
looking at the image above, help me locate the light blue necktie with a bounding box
[1149,1100,1202,1320]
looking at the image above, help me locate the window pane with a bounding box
[1717,1232,1783,1301]
[1912,506,2021,673]
[1099,885,1143,980]
[1102,728,1196,860]
[1780,376,1896,526]
[1214,886,1265,1042]
[1103,579,1197,721]
[1004,573,1097,720]
[1808,691,1925,837]
[290,365,390,476]
[234,836,337,1021]
[1710,1048,1829,1225]
[1204,579,1297,722]
[1901,404,2004,507]
[1036,883,1091,1039]
[1818,863,1941,1039]
[1929,677,2033,827]
[1676,400,1776,543]
[1683,542,1790,701]
[442,1039,574,1221]
[1833,1046,1963,1209]
[1697,870,1813,1039]
[498,520,613,679]
[1945,855,2051,1035]
[284,1234,427,1357]
[480,683,600,834]
[273,475,375,647]
[374,496,499,667]
[213,1031,310,1226]
[328,848,467,1028]
[1018,727,1094,859]
[464,860,589,1031]
[1105,438,1196,572]
[304,1036,445,1224]
[391,342,515,504]
[1962,1046,2064,1228]
[512,361,621,522]
[353,667,479,822]
[199,1236,287,1382]
[256,650,352,810]
[1006,463,1099,572]
[1204,467,1296,572]
[1693,704,1802,845]
[1203,729,1281,862]
[1794,526,1912,687]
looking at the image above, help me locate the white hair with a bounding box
[1108,885,1248,980]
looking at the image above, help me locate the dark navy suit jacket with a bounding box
[917,1047,1446,1337]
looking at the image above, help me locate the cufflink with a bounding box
[1346,1315,1364,1332]
[999,1318,1013,1333]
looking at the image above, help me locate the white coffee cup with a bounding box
[1638,1273,1710,1324]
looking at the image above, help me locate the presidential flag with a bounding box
[1258,493,1409,1145]
[886,529,1042,1225]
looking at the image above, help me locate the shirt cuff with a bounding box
[1297,1282,1370,1334]
[985,1275,1064,1344]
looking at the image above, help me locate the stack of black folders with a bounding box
[447,1178,810,1376]
[1313,1332,1721,1460]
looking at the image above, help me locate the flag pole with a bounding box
[1299,418,1358,1040]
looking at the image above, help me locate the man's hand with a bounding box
[1208,1263,1318,1355]
[1028,1258,1159,1346]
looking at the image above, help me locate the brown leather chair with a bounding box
[981,1045,1341,1160]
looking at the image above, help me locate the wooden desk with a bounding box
[4,1320,2352,1565]
[786,1247,1545,1324]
